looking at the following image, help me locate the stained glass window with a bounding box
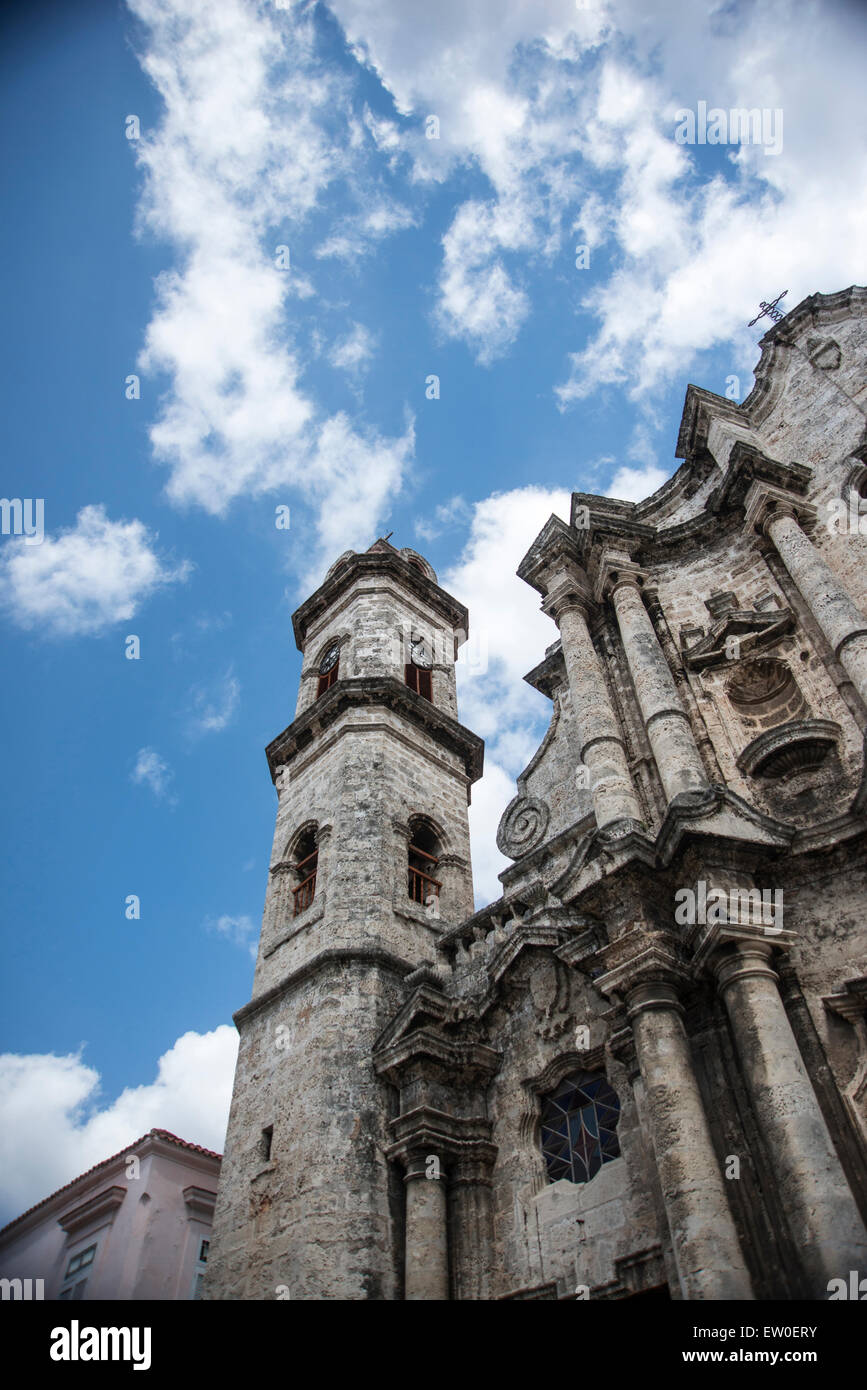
[539,1072,621,1184]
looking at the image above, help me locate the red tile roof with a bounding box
[0,1129,222,1238]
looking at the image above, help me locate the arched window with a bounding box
[292,827,318,916]
[539,1072,621,1184]
[408,821,441,907]
[316,643,340,698]
[405,632,433,701]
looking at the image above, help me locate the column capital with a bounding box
[539,560,596,625]
[594,547,647,605]
[690,917,796,977]
[743,480,817,539]
[709,938,780,998]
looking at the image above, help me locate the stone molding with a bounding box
[743,478,818,538]
[57,1185,127,1236]
[680,604,795,670]
[266,676,484,784]
[291,547,468,649]
[183,1185,217,1220]
[592,928,690,1003]
[736,718,841,779]
[233,946,416,1030]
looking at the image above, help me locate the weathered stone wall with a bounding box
[477,951,664,1299]
[204,957,406,1300]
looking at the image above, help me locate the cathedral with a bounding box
[205,286,867,1301]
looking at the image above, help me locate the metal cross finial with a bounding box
[748,290,788,328]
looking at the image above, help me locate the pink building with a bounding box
[0,1129,221,1301]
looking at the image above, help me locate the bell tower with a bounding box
[205,540,483,1300]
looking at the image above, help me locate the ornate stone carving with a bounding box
[736,718,840,778]
[497,795,550,857]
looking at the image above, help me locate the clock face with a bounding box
[319,644,339,675]
[410,635,432,668]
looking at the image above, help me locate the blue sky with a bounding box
[1,0,864,1221]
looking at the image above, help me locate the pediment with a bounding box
[680,606,794,670]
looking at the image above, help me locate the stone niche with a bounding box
[725,656,808,732]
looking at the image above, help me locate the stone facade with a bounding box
[206,286,867,1300]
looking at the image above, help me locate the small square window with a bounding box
[64,1244,96,1278]
[199,1239,210,1263]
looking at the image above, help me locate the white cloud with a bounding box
[205,913,258,961]
[605,462,669,503]
[131,747,175,801]
[414,493,470,542]
[301,413,414,586]
[325,0,866,408]
[437,201,532,363]
[314,198,416,261]
[128,0,415,573]
[0,1029,238,1224]
[443,485,571,906]
[328,322,376,373]
[0,505,190,638]
[187,666,240,735]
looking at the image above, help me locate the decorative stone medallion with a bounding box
[497,795,550,858]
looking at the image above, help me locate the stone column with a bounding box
[448,1149,496,1300]
[749,488,867,709]
[597,936,753,1299]
[713,940,867,1295]
[607,572,708,803]
[404,1154,449,1300]
[545,589,644,831]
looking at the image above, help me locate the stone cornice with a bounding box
[654,784,794,866]
[676,288,867,459]
[676,385,750,461]
[57,1185,127,1236]
[385,1107,497,1174]
[183,1185,218,1219]
[374,1027,501,1088]
[822,976,867,1025]
[516,514,583,596]
[523,642,567,698]
[592,927,690,1001]
[233,946,415,1029]
[742,477,817,537]
[265,677,484,784]
[291,549,468,649]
